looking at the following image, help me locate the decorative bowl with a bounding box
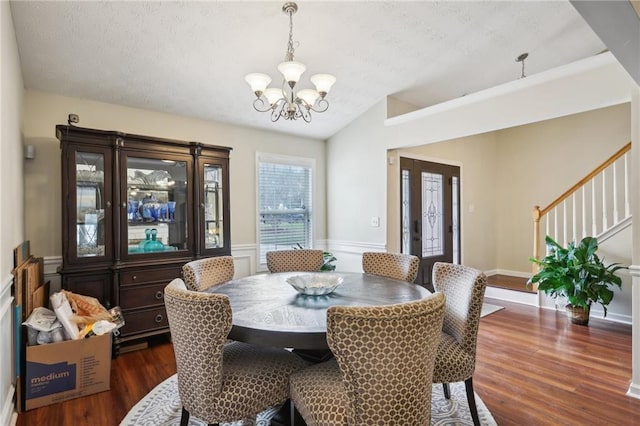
[286,273,344,296]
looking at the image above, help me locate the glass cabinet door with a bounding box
[203,163,224,250]
[124,155,189,256]
[74,150,111,261]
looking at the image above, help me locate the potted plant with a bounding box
[528,235,626,325]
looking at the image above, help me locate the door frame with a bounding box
[385,149,464,264]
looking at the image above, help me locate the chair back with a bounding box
[362,252,420,282]
[182,256,234,291]
[327,292,445,425]
[432,262,487,356]
[164,278,231,419]
[266,249,324,273]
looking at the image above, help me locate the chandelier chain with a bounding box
[285,9,295,62]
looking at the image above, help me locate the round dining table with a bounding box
[209,271,431,351]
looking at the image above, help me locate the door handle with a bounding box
[414,220,420,234]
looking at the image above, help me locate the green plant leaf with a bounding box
[528,235,627,317]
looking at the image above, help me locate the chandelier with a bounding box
[245,2,336,123]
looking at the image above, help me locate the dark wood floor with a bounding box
[16,298,640,425]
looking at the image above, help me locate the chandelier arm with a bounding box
[310,98,329,113]
[271,101,286,122]
[300,106,312,123]
[252,97,276,113]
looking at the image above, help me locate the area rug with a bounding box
[481,303,504,318]
[120,374,497,425]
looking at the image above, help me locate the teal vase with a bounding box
[144,228,164,252]
[138,229,151,250]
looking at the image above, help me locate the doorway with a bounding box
[400,158,460,290]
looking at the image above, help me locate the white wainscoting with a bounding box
[230,244,258,278]
[326,240,386,273]
[1,275,17,426]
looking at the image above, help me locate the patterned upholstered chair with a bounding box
[266,249,324,273]
[182,256,234,291]
[164,278,307,425]
[290,292,446,426]
[361,251,420,282]
[431,262,488,426]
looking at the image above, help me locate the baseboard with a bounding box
[627,382,640,400]
[485,286,539,306]
[484,269,532,279]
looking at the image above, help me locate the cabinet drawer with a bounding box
[119,283,166,309]
[120,266,182,286]
[120,307,169,336]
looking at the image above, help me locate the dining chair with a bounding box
[431,262,487,426]
[361,251,420,282]
[164,278,307,426]
[182,256,234,291]
[290,292,446,426]
[266,249,324,273]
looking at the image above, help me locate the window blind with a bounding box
[258,159,313,264]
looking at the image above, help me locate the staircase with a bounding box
[487,142,632,305]
[532,142,632,265]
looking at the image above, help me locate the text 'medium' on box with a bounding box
[24,333,111,410]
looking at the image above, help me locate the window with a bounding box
[257,153,314,265]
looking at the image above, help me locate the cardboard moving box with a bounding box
[24,334,111,410]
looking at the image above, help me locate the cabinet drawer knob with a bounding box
[155,314,164,323]
[155,291,163,300]
[132,275,137,280]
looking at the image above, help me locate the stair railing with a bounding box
[532,142,632,271]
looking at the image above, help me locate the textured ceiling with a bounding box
[10,1,606,140]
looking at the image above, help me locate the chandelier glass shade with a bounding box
[245,2,336,123]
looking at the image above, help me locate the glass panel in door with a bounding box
[126,157,188,254]
[203,164,224,249]
[421,171,444,258]
[76,151,107,258]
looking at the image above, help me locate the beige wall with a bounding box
[394,132,499,272]
[494,103,631,271]
[388,104,630,274]
[22,91,327,258]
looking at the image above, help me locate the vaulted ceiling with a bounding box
[10,1,607,140]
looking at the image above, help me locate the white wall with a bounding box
[1,1,24,424]
[22,91,327,278]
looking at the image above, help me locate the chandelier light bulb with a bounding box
[245,73,272,95]
[310,74,336,96]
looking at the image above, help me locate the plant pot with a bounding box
[566,304,590,325]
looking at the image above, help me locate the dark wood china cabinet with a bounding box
[57,125,231,353]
